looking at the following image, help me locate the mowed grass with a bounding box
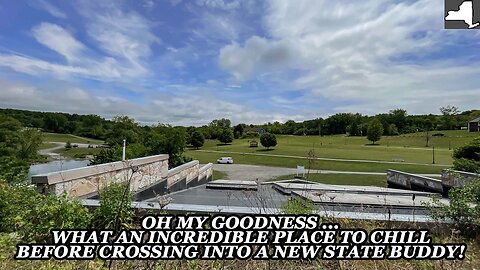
[38,142,58,150]
[276,174,387,187]
[55,147,103,159]
[187,150,447,174]
[42,133,104,144]
[194,130,479,165]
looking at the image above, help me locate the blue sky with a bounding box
[0,0,478,125]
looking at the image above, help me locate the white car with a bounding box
[217,157,234,164]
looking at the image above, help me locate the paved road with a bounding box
[213,164,441,181]
[199,150,448,166]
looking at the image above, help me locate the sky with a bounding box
[0,0,478,126]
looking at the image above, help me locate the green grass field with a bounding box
[38,142,58,150]
[186,131,479,174]
[276,174,387,187]
[42,133,104,144]
[55,147,103,159]
[188,150,446,174]
[189,130,478,166]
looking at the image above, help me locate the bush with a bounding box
[0,180,91,243]
[281,198,315,215]
[453,137,480,161]
[453,158,480,173]
[429,177,480,238]
[92,182,134,230]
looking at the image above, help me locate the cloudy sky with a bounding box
[0,0,478,125]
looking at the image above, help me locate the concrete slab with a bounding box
[294,190,448,208]
[273,181,439,197]
[206,180,258,190]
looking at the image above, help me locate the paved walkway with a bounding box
[213,164,441,181]
[199,150,448,166]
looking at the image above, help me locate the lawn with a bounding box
[38,142,58,150]
[192,131,479,166]
[42,133,104,144]
[276,174,387,187]
[55,147,103,159]
[187,150,447,174]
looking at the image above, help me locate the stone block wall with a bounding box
[31,155,169,198]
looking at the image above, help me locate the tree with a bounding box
[190,130,205,149]
[260,133,277,149]
[367,119,383,145]
[440,106,460,130]
[218,128,233,145]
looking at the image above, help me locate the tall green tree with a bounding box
[190,130,205,149]
[260,133,277,149]
[218,128,233,145]
[367,118,383,145]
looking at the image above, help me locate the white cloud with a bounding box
[80,3,160,77]
[32,23,84,62]
[34,0,67,19]
[0,79,297,125]
[219,0,480,114]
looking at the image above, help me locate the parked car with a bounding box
[217,157,234,164]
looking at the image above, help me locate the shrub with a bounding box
[453,158,480,173]
[281,198,315,215]
[0,180,91,243]
[92,182,134,230]
[429,177,480,238]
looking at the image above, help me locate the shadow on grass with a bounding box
[257,148,275,152]
[215,143,232,146]
[364,143,382,146]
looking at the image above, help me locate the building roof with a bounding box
[470,117,480,123]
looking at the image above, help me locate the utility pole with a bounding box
[122,139,126,161]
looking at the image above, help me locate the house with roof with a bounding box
[468,117,480,132]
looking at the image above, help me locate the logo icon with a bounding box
[445,0,480,29]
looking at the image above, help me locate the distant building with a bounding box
[468,117,480,132]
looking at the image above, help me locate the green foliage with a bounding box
[190,130,205,149]
[106,115,143,146]
[0,116,22,156]
[281,198,315,215]
[242,131,259,139]
[453,158,480,173]
[454,137,480,161]
[452,137,480,173]
[260,133,277,149]
[65,141,72,149]
[90,147,120,165]
[93,182,134,230]
[0,180,91,243]
[147,125,188,167]
[367,118,383,144]
[17,128,43,159]
[218,128,233,145]
[429,177,480,238]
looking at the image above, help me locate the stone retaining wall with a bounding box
[32,155,169,198]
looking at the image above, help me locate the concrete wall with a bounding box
[441,169,479,188]
[387,169,444,194]
[32,155,169,198]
